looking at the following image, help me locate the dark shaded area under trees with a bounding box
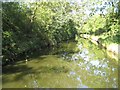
[2,2,77,66]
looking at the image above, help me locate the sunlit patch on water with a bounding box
[78,44,83,50]
[69,71,76,75]
[78,84,88,88]
[90,60,100,67]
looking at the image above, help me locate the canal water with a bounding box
[2,39,118,88]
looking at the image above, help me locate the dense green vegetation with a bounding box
[2,2,77,65]
[2,0,120,65]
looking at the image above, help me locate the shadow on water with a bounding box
[30,66,69,74]
[2,64,33,83]
[3,64,32,74]
[2,62,70,84]
[23,40,77,62]
[2,39,78,68]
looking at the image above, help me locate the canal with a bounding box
[2,38,118,88]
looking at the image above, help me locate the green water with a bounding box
[2,39,118,88]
